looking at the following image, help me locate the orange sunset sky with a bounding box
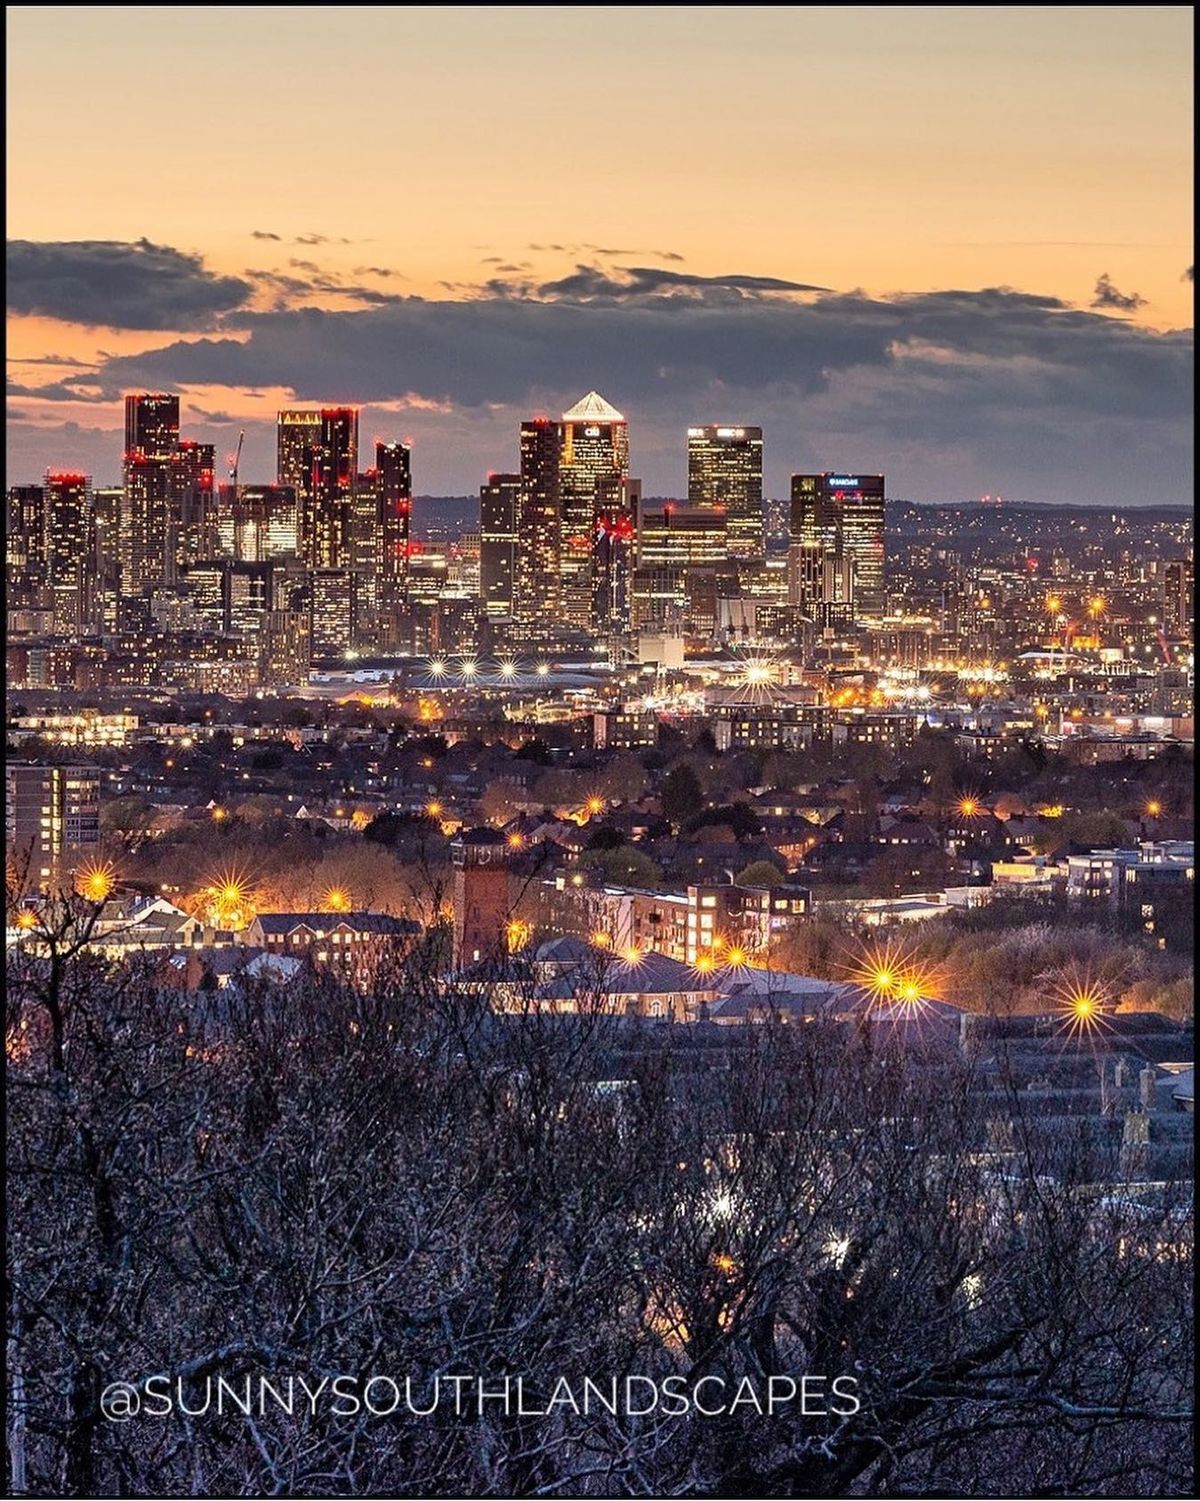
[6,5,1194,502]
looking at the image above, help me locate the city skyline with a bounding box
[6,6,1193,504]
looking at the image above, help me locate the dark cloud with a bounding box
[6,352,97,367]
[355,265,407,279]
[251,230,282,241]
[1091,273,1146,312]
[8,266,1189,506]
[6,238,252,330]
[247,266,406,310]
[535,264,828,300]
[9,371,110,402]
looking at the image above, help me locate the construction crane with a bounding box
[229,430,245,489]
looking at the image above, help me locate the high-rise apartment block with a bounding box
[277,407,359,569]
[7,763,101,887]
[374,440,412,615]
[122,393,180,599]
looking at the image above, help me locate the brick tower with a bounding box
[452,827,513,968]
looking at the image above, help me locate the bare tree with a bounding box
[6,921,1193,1496]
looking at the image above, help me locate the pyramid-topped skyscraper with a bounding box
[562,390,625,425]
[558,392,630,630]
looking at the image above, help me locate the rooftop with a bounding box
[562,390,625,424]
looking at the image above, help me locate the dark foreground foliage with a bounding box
[6,903,1193,1497]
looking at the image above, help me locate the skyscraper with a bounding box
[1162,559,1193,637]
[44,472,92,634]
[277,407,358,569]
[90,486,123,633]
[789,472,886,619]
[592,476,641,642]
[276,410,324,490]
[125,392,179,463]
[513,418,562,637]
[633,500,730,631]
[558,392,629,629]
[122,394,180,598]
[309,568,356,656]
[173,440,216,570]
[216,485,299,561]
[7,484,46,588]
[374,440,412,615]
[687,425,764,558]
[480,472,520,620]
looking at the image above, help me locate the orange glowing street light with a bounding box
[1044,594,1063,616]
[15,910,38,931]
[506,832,525,849]
[584,795,605,817]
[324,886,352,913]
[77,862,116,903]
[724,945,748,968]
[425,800,443,818]
[505,918,532,953]
[1145,799,1163,818]
[957,796,981,818]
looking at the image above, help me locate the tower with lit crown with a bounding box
[558,391,628,630]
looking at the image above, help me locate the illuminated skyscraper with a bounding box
[1162,559,1193,637]
[592,476,641,641]
[559,391,629,629]
[216,485,299,561]
[122,394,180,598]
[173,440,216,569]
[480,472,520,620]
[90,486,123,633]
[310,568,356,656]
[122,458,175,601]
[44,472,93,633]
[789,472,886,618]
[276,410,324,490]
[687,425,764,558]
[7,484,46,580]
[125,392,179,463]
[513,418,562,637]
[277,407,358,569]
[374,440,412,614]
[633,500,729,630]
